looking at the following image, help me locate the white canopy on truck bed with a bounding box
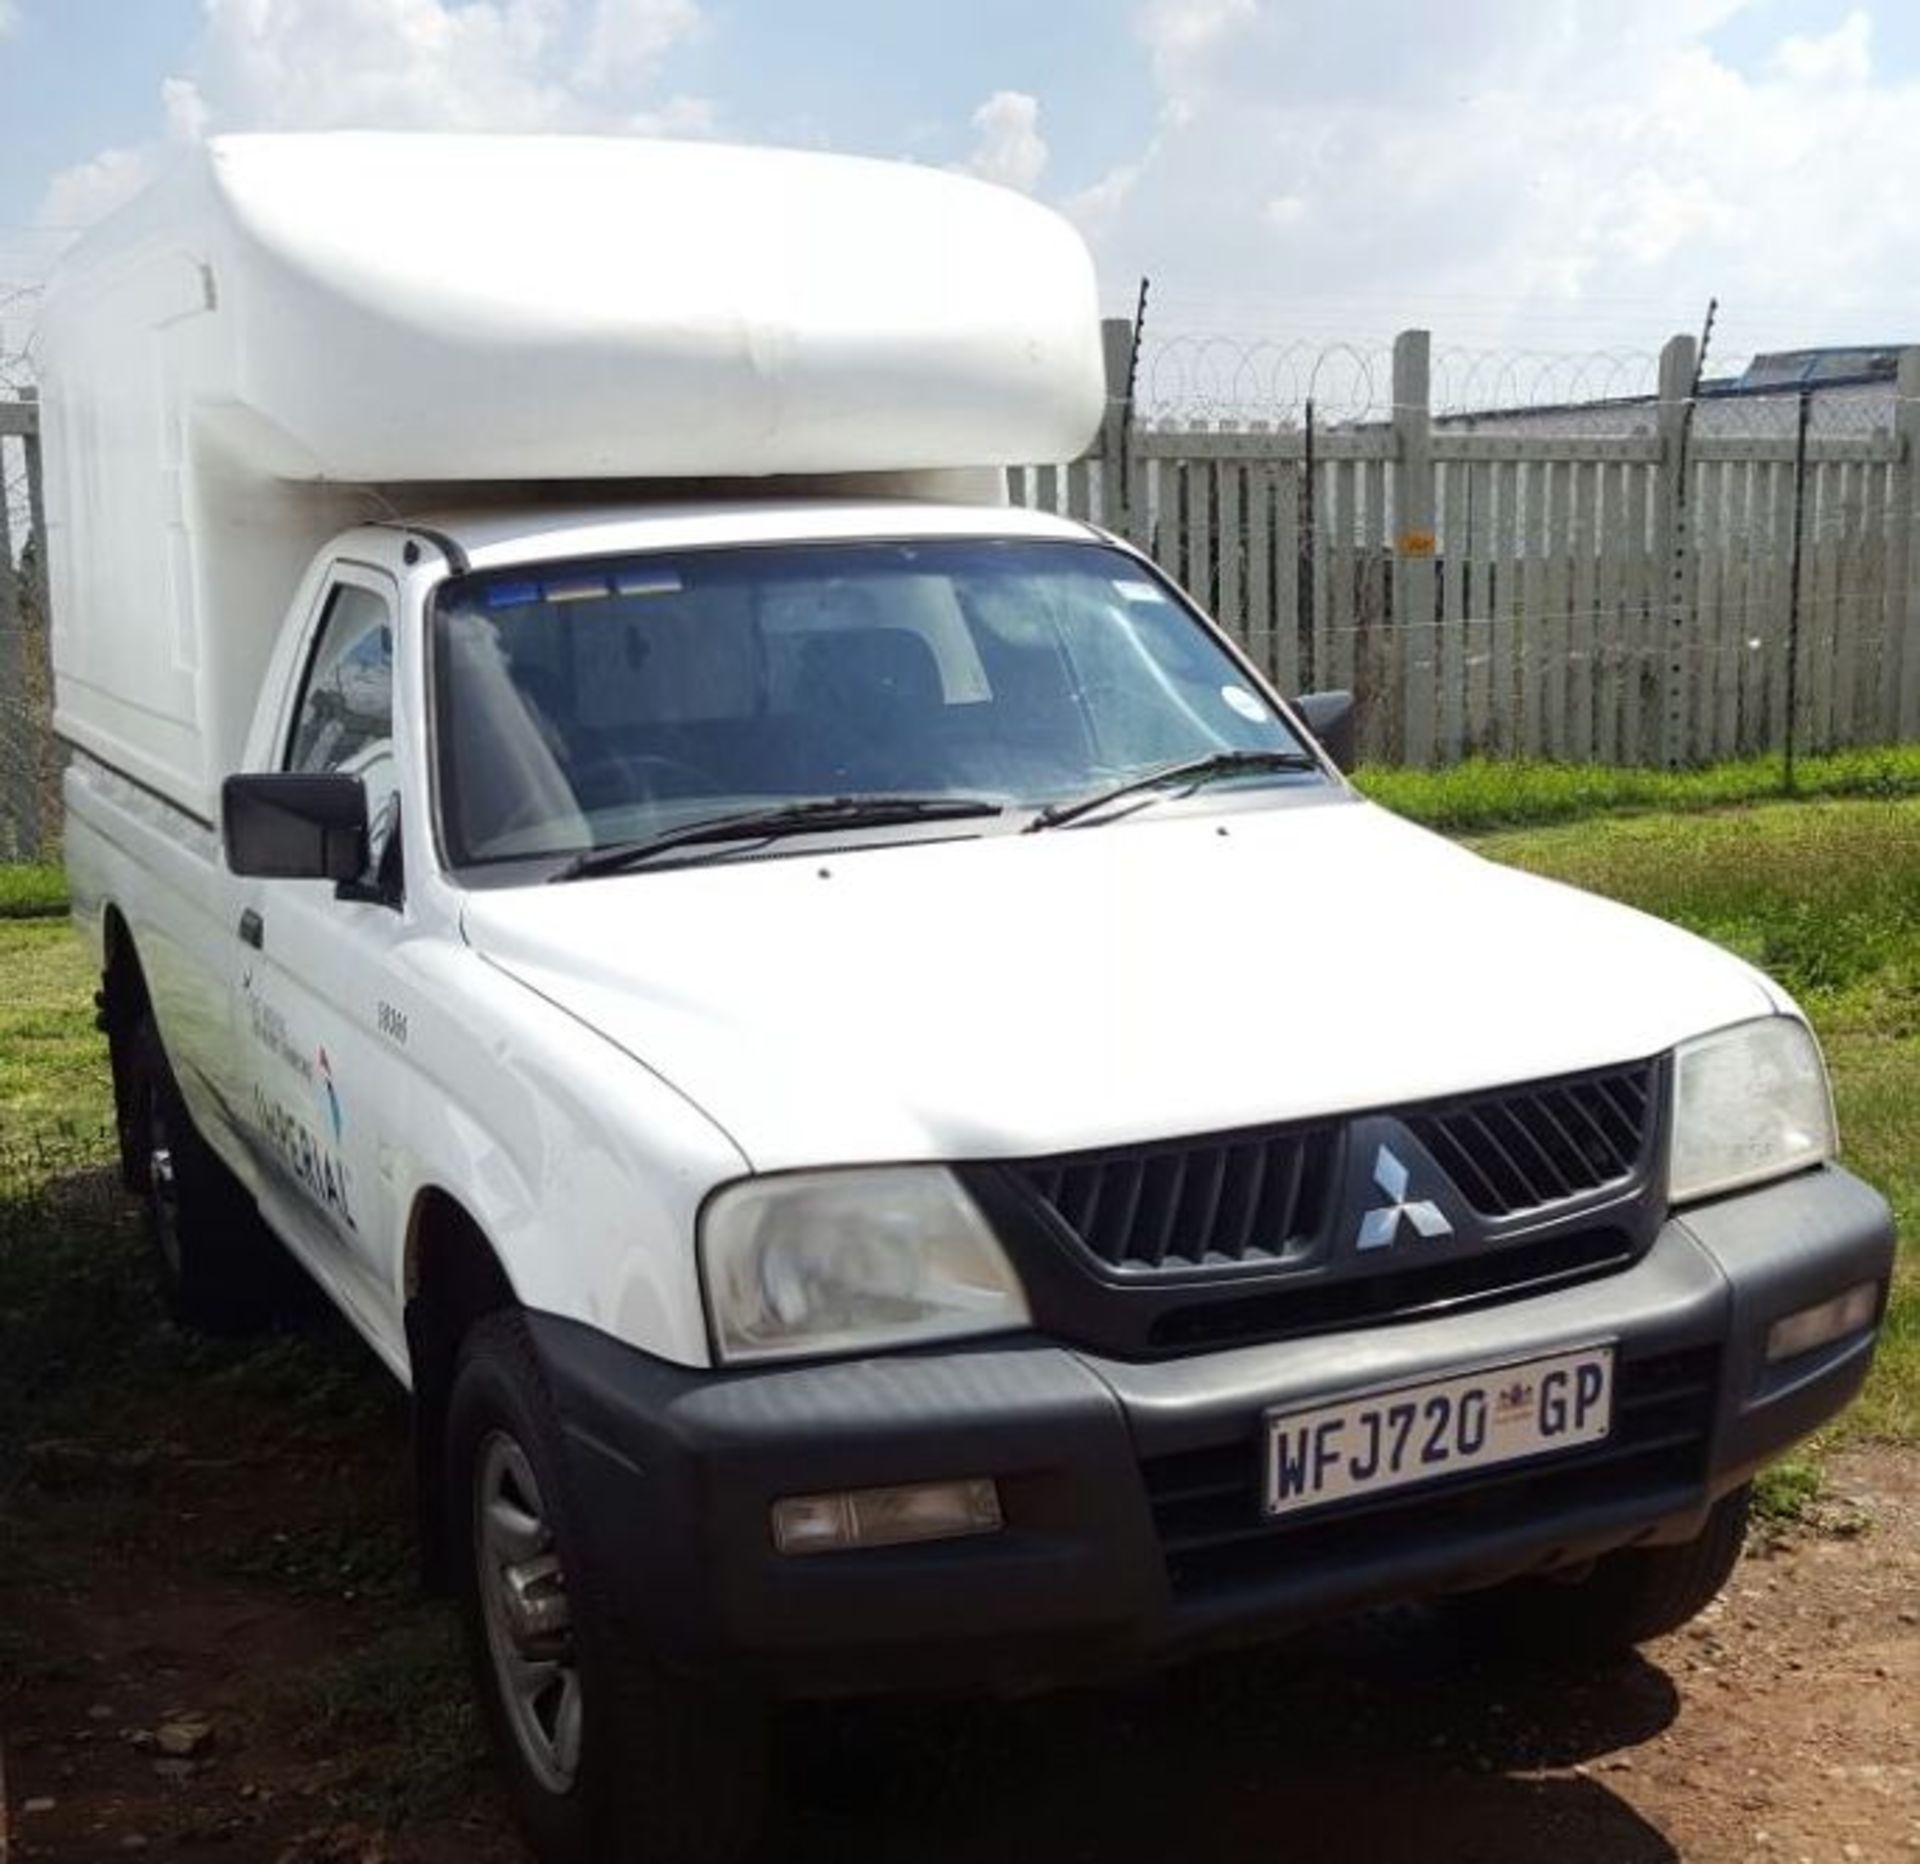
[36,133,1106,817]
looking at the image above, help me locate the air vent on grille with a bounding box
[1147,1227,1633,1350]
[1404,1061,1654,1218]
[1015,1127,1337,1272]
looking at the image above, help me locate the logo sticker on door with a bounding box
[318,1047,344,1141]
[252,1083,358,1233]
[241,975,357,1232]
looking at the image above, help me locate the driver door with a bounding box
[230,564,410,1352]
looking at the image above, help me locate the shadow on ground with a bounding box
[768,1612,1681,1863]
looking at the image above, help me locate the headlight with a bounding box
[1669,1016,1836,1205]
[700,1166,1031,1364]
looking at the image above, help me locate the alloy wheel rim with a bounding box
[474,1429,582,1795]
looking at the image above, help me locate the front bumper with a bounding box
[535,1165,1895,1698]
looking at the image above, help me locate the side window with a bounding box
[286,583,399,884]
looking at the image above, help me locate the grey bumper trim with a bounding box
[535,1163,1896,1696]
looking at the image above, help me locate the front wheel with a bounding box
[446,1312,768,1864]
[1456,1483,1751,1664]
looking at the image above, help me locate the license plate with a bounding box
[1262,1344,1615,1520]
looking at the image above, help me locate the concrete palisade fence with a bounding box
[1014,326,1920,769]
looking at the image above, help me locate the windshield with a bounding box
[430,536,1320,869]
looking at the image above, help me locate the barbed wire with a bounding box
[1136,332,1676,425]
[1132,327,1906,438]
[1140,334,1394,425]
[2,285,39,590]
[1,279,48,861]
[1432,348,1660,420]
[1,282,38,393]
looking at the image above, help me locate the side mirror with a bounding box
[1293,689,1357,774]
[222,773,369,880]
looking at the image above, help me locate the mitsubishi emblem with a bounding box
[1355,1144,1454,1250]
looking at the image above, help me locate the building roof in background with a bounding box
[1436,342,1915,439]
[1732,346,1907,392]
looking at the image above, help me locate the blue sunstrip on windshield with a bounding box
[483,572,686,608]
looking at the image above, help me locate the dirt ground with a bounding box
[2,1318,1915,1864]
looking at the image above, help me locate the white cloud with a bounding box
[1065,0,1920,358]
[161,76,211,143]
[0,2,18,41]
[31,0,1920,369]
[195,0,582,132]
[1138,0,1254,86]
[38,147,153,230]
[35,0,711,234]
[184,0,704,132]
[963,90,1048,193]
[1772,8,1871,85]
[1064,154,1148,240]
[38,73,209,233]
[575,0,701,94]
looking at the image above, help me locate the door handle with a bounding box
[238,908,264,949]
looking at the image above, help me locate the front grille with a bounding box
[990,1059,1667,1354]
[1404,1061,1655,1218]
[1141,1345,1718,1596]
[1013,1125,1338,1272]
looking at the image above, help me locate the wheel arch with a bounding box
[405,1185,523,1590]
[99,906,153,1191]
[100,904,150,1020]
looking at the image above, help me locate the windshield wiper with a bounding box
[1025,749,1323,834]
[551,795,1005,881]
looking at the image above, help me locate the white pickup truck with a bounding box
[40,134,1895,1864]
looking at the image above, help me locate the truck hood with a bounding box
[459,798,1776,1171]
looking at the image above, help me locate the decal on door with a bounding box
[244,974,308,1078]
[242,973,358,1232]
[318,1046,344,1141]
[252,1085,359,1232]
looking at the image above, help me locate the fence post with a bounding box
[22,387,51,857]
[1653,333,1698,767]
[1300,399,1317,689]
[1892,347,1920,743]
[1784,389,1813,791]
[1100,316,1135,535]
[1393,330,1437,766]
[0,409,25,861]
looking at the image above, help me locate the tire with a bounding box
[1457,1483,1752,1665]
[125,1013,280,1334]
[446,1311,769,1864]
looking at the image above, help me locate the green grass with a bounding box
[1359,744,1920,835]
[0,918,108,1147]
[0,861,69,918]
[284,1612,491,1823]
[1468,797,1920,1442]
[0,911,393,1460]
[1751,1455,1825,1531]
[0,913,150,1457]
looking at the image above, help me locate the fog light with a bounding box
[771,1478,1003,1555]
[1765,1281,1881,1363]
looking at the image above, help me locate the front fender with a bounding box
[387,937,748,1367]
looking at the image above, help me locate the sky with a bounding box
[4,0,1920,381]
